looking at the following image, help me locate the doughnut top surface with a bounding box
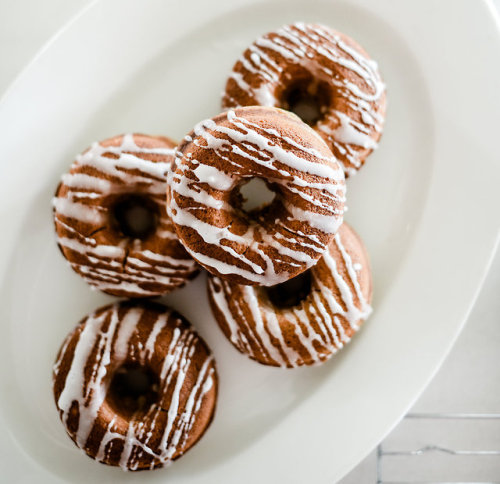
[223,23,386,176]
[167,106,346,286]
[53,301,217,470]
[53,134,199,297]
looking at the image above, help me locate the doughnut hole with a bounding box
[108,363,160,417]
[110,194,159,240]
[231,178,276,215]
[264,270,312,309]
[278,72,332,126]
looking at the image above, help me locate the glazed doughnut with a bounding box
[53,134,199,298]
[222,23,386,176]
[167,106,346,286]
[207,223,372,367]
[53,301,217,470]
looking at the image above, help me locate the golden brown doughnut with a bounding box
[53,134,199,297]
[207,223,372,367]
[223,23,386,176]
[167,106,345,286]
[53,301,217,470]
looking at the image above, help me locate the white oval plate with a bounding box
[0,0,499,482]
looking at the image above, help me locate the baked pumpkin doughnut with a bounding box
[53,301,217,470]
[167,106,346,286]
[53,134,199,298]
[207,223,372,367]
[222,23,386,176]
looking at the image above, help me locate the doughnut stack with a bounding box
[51,23,385,470]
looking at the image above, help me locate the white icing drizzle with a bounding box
[54,134,198,296]
[168,109,345,286]
[53,304,216,470]
[223,23,386,175]
[208,225,372,367]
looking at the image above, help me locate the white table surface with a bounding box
[1,1,499,482]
